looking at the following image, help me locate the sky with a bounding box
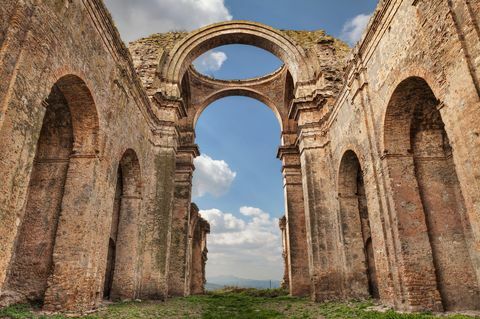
[104,0,378,282]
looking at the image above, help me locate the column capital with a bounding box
[153,91,187,121]
[175,144,200,178]
[177,144,200,158]
[277,144,299,160]
[150,121,179,150]
[297,122,330,153]
[279,216,287,230]
[288,90,332,125]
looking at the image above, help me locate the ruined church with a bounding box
[1,0,480,314]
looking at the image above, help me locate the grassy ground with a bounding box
[1,288,478,319]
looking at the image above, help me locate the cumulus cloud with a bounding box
[200,207,283,280]
[200,209,245,233]
[340,13,372,46]
[193,51,228,73]
[192,154,237,198]
[104,0,233,42]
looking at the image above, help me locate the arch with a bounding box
[5,74,99,304]
[53,74,100,155]
[104,149,142,301]
[162,21,317,91]
[193,88,283,129]
[337,150,379,299]
[383,76,480,310]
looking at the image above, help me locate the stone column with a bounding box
[190,216,210,295]
[292,93,344,301]
[167,141,199,296]
[278,216,289,290]
[136,94,184,301]
[277,144,310,296]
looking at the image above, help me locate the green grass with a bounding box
[1,289,478,319]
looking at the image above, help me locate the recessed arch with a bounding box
[383,76,480,310]
[5,74,99,304]
[104,148,142,301]
[53,74,100,155]
[337,150,379,299]
[193,88,283,130]
[162,21,318,91]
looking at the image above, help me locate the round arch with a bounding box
[337,149,379,299]
[162,21,318,89]
[54,74,100,154]
[193,88,283,129]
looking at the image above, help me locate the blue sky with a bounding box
[105,0,378,282]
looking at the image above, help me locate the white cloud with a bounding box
[200,209,245,233]
[340,13,372,46]
[192,154,237,198]
[104,0,233,42]
[193,51,228,73]
[199,207,283,280]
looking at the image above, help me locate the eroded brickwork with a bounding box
[0,0,479,314]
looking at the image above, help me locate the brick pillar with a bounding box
[42,154,102,312]
[137,95,183,301]
[382,153,443,311]
[277,144,310,296]
[292,94,344,301]
[190,217,210,295]
[167,143,199,296]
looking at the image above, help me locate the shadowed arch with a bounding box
[104,149,142,301]
[5,74,99,304]
[337,150,379,299]
[383,76,480,310]
[54,74,100,154]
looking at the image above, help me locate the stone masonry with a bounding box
[0,0,479,314]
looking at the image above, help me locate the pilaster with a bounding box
[167,136,199,296]
[277,143,310,296]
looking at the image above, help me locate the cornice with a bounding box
[288,90,330,121]
[153,91,188,119]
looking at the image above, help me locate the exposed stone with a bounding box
[0,0,479,314]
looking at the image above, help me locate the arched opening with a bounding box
[162,21,316,90]
[4,75,98,304]
[384,77,480,310]
[104,149,142,301]
[193,96,285,290]
[338,151,378,299]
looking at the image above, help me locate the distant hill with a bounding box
[206,275,281,290]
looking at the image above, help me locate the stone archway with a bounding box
[129,20,347,299]
[383,76,480,311]
[4,74,99,305]
[159,21,320,98]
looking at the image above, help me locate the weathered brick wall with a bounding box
[130,25,350,299]
[0,0,176,312]
[327,0,480,311]
[1,0,479,314]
